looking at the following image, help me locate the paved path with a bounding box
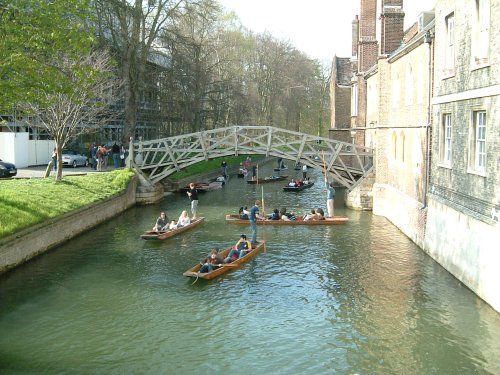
[14,165,118,179]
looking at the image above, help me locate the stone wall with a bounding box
[0,177,138,274]
[345,173,375,211]
[424,196,500,312]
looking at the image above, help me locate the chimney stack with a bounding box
[352,15,359,57]
[380,0,405,55]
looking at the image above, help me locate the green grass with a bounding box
[168,155,264,182]
[0,169,135,240]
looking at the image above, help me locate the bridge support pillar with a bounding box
[136,182,164,205]
[345,173,375,210]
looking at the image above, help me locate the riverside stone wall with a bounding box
[0,177,138,274]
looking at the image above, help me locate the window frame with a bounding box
[469,110,487,174]
[471,0,490,67]
[441,113,452,165]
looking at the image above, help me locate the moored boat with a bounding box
[140,217,205,240]
[283,181,315,192]
[225,214,348,225]
[246,175,288,184]
[182,240,266,280]
[180,176,229,193]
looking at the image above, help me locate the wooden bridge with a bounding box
[130,126,374,190]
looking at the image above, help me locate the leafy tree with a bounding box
[0,0,96,112]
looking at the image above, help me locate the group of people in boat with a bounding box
[152,181,199,232]
[236,205,325,222]
[268,207,297,221]
[302,208,326,221]
[152,210,192,232]
[199,234,253,273]
[287,177,311,187]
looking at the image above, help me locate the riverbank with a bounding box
[0,175,138,274]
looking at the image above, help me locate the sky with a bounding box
[218,0,437,62]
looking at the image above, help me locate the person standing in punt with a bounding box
[187,182,199,219]
[249,200,263,244]
[326,181,335,218]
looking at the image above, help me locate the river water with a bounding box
[1,166,499,375]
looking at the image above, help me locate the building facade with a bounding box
[333,0,499,312]
[424,0,500,312]
[368,16,434,249]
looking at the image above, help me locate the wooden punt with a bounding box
[225,214,348,225]
[140,217,205,240]
[273,167,288,171]
[246,175,288,184]
[283,181,315,192]
[182,240,266,280]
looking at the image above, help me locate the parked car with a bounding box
[61,152,89,168]
[0,159,17,178]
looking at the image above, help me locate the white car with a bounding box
[61,152,89,168]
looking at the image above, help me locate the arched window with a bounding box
[399,131,405,162]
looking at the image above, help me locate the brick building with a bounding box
[329,56,354,144]
[332,0,499,311]
[424,0,500,312]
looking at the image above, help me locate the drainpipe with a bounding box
[423,30,434,209]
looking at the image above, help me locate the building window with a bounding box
[470,110,486,172]
[445,13,455,74]
[351,83,358,116]
[399,131,405,162]
[441,113,452,165]
[472,0,490,65]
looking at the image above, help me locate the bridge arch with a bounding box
[130,126,373,190]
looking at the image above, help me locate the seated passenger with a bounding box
[153,211,169,231]
[280,207,296,221]
[288,179,296,187]
[199,249,224,273]
[268,208,280,220]
[224,234,252,263]
[177,210,191,227]
[316,208,326,220]
[303,209,316,221]
[168,220,177,229]
[239,206,249,220]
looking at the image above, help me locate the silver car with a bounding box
[61,152,89,168]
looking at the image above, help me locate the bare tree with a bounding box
[24,50,121,181]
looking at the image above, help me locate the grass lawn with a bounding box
[0,169,135,240]
[167,155,264,181]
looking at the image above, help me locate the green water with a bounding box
[1,167,499,375]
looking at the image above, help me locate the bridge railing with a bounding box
[130,126,374,190]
